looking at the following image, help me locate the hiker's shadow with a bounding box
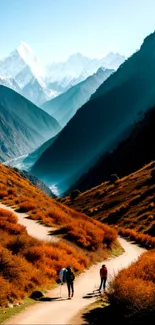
[83,289,100,299]
[39,297,68,302]
[30,291,68,302]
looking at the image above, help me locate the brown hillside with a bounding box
[62,161,155,242]
[0,163,117,306]
[0,163,117,251]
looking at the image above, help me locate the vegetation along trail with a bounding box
[2,203,145,325]
[0,203,59,242]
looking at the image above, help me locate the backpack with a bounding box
[58,268,67,283]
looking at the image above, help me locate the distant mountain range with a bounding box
[42,67,114,127]
[0,42,125,105]
[0,42,58,105]
[11,68,113,168]
[30,31,155,194]
[1,68,114,169]
[0,85,60,162]
[46,52,125,92]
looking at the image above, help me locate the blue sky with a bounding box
[0,0,155,63]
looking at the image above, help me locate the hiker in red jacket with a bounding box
[99,264,107,292]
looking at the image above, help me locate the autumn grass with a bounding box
[0,163,118,307]
[0,164,117,252]
[63,161,155,242]
[118,227,155,249]
[107,249,155,323]
[0,207,89,306]
[62,161,155,324]
[0,206,119,307]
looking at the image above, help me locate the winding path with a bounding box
[0,203,59,242]
[1,203,146,325]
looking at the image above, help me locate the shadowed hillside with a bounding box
[62,161,155,243]
[42,67,114,127]
[21,135,59,171]
[70,104,155,192]
[31,32,155,193]
[0,85,60,162]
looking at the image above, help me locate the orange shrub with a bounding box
[0,275,11,306]
[101,224,117,246]
[0,220,26,235]
[0,208,17,223]
[18,200,37,212]
[6,235,37,255]
[65,219,104,250]
[0,190,8,198]
[8,188,16,195]
[118,227,155,248]
[47,209,69,225]
[109,250,155,314]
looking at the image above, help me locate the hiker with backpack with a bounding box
[66,266,75,298]
[58,266,75,299]
[99,264,107,292]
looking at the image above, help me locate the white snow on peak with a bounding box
[16,41,45,77]
[17,41,35,56]
[46,52,125,88]
[0,43,125,104]
[0,41,45,86]
[0,75,21,94]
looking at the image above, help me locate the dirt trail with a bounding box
[0,203,59,242]
[3,234,145,325]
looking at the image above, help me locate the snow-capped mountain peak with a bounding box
[16,41,44,77]
[67,52,89,62]
[0,42,125,105]
[17,41,38,64]
[0,41,59,104]
[46,52,125,89]
[0,41,45,88]
[100,52,125,69]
